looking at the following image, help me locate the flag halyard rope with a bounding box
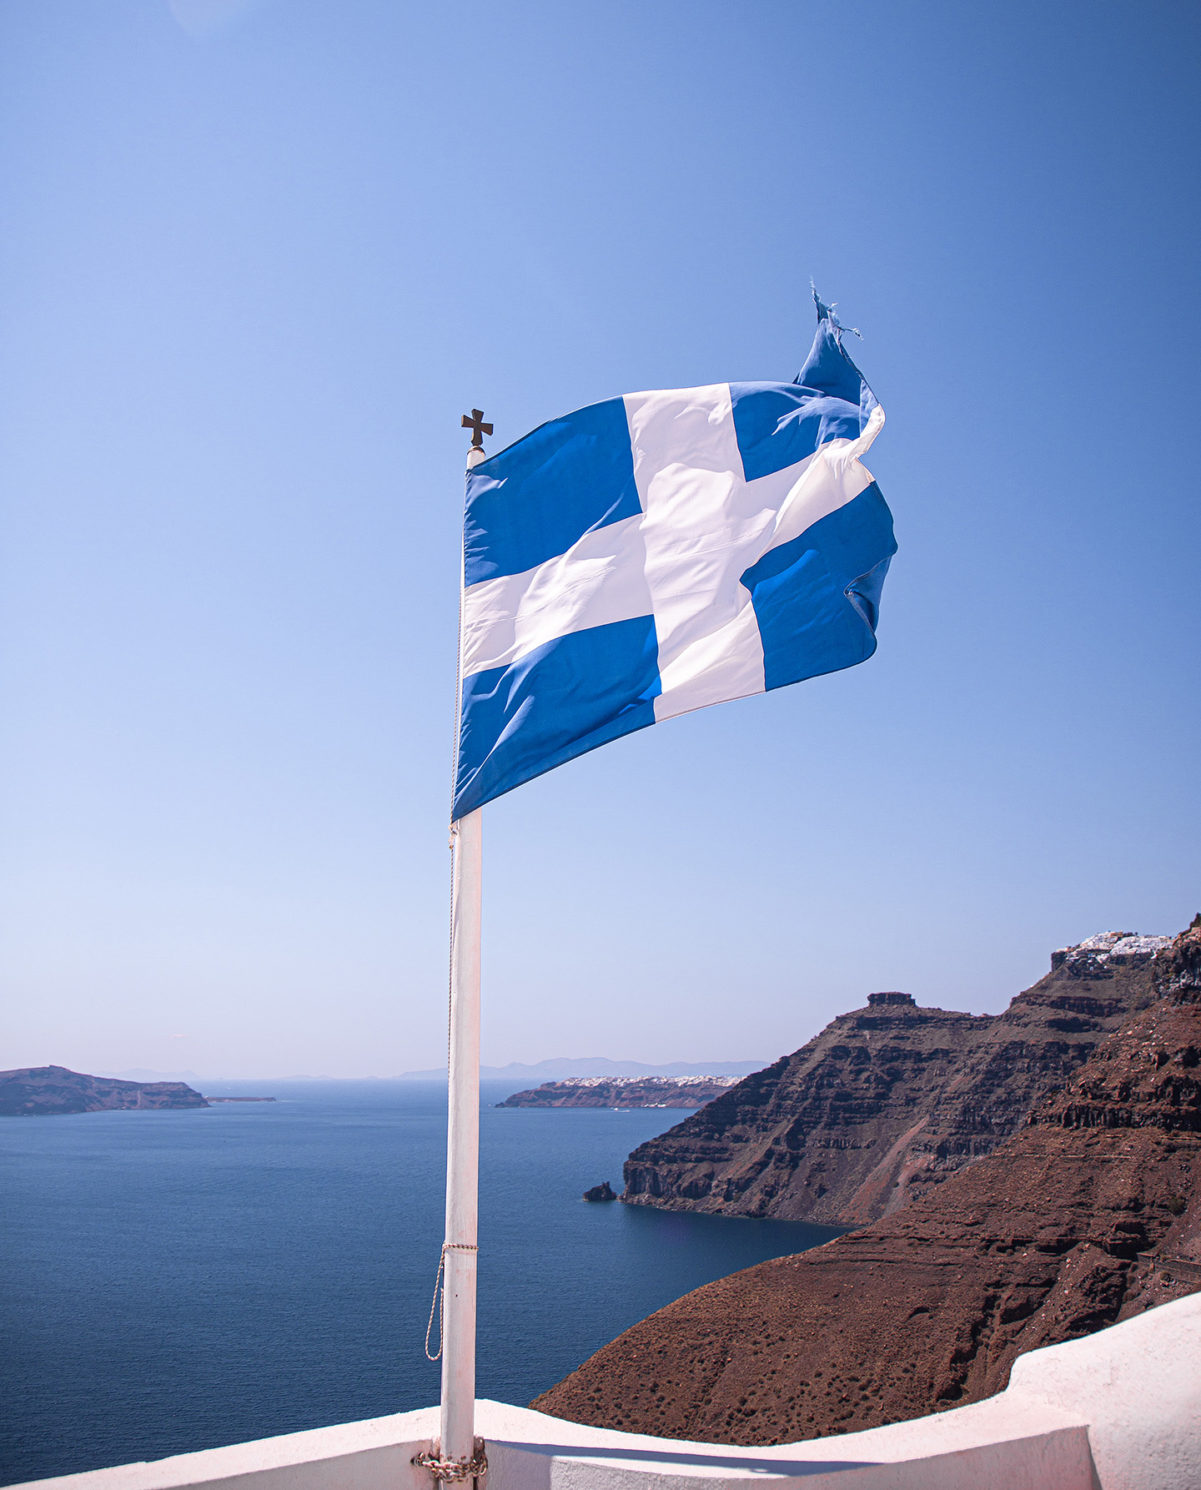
[425,483,473,1367]
[428,521,477,1358]
[424,1240,479,1363]
[418,428,489,1486]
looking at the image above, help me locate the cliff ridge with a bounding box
[535,925,1201,1444]
[623,932,1169,1225]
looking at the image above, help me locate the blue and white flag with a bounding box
[453,299,896,818]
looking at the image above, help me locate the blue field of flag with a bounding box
[454,300,896,818]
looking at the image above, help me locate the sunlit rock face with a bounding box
[536,928,1201,1447]
[622,932,1169,1226]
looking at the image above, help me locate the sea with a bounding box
[0,1079,843,1486]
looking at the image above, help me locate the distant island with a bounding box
[497,1075,739,1109]
[0,1065,211,1117]
[402,1056,766,1082]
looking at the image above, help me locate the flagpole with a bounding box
[440,802,482,1468]
[433,425,491,1477]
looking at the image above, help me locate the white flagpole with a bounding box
[435,428,489,1473]
[440,803,481,1466]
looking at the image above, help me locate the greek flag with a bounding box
[453,299,896,818]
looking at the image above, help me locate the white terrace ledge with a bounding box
[14,1293,1201,1490]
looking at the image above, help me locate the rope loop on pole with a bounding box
[424,1241,480,1362]
[412,1437,488,1483]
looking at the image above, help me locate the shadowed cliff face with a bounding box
[533,928,1201,1446]
[623,936,1166,1225]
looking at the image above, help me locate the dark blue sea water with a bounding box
[0,1080,842,1485]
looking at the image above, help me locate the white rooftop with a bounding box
[13,1292,1200,1490]
[1055,931,1172,965]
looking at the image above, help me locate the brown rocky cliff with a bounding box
[623,934,1166,1225]
[533,927,1201,1446]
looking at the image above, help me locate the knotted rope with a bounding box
[412,1438,488,1483]
[417,512,485,1485]
[424,1241,479,1362]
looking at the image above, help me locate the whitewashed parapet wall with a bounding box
[15,1292,1201,1490]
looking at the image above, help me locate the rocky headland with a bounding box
[499,1075,738,1109]
[533,923,1201,1444]
[0,1065,210,1116]
[623,932,1170,1225]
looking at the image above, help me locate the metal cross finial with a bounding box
[461,409,492,449]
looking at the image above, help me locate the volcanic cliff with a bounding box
[0,1065,210,1116]
[533,924,1201,1444]
[623,932,1169,1225]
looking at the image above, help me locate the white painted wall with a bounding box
[13,1292,1201,1490]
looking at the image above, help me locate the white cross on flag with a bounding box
[454,297,896,818]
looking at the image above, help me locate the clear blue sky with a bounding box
[2,0,1198,1079]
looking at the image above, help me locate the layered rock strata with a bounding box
[534,926,1201,1445]
[623,934,1169,1224]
